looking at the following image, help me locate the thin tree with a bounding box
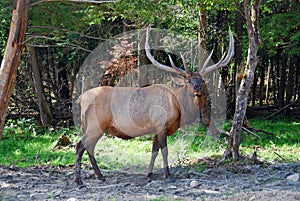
[221,0,262,161]
[0,0,30,139]
[29,46,52,126]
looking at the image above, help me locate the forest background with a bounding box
[0,0,299,151]
[1,0,299,128]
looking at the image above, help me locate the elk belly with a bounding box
[106,125,133,139]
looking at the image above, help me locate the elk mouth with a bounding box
[193,91,202,96]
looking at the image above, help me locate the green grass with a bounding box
[237,117,300,163]
[0,118,80,167]
[0,117,299,169]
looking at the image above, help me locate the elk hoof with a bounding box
[146,173,153,182]
[165,176,176,183]
[97,175,106,181]
[75,177,85,187]
[78,183,87,189]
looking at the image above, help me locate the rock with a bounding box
[53,189,62,197]
[30,193,48,200]
[190,180,199,188]
[67,198,79,201]
[146,180,165,187]
[66,171,74,177]
[287,173,299,182]
[203,189,221,195]
[202,169,213,174]
[249,195,256,201]
[17,194,27,200]
[167,185,177,190]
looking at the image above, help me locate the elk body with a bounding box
[74,28,234,186]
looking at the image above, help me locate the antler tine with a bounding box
[145,27,188,77]
[201,28,234,75]
[202,50,214,71]
[168,55,176,68]
[180,52,188,72]
[168,55,189,76]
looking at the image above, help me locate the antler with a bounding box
[145,27,189,77]
[201,28,234,75]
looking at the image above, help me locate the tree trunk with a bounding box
[0,0,30,139]
[259,60,265,105]
[278,57,287,109]
[286,58,295,103]
[29,46,52,126]
[198,4,207,69]
[225,1,244,117]
[221,0,262,161]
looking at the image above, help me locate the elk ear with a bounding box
[171,76,185,86]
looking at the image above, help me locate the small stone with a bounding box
[190,180,199,188]
[203,189,221,195]
[287,173,299,182]
[30,193,48,200]
[249,195,256,201]
[168,185,177,190]
[17,195,27,200]
[66,172,74,177]
[67,198,79,201]
[53,190,62,197]
[202,169,213,174]
[146,180,164,187]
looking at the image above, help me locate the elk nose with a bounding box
[194,85,201,91]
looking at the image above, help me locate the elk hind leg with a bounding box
[75,140,86,186]
[81,128,105,181]
[87,152,105,181]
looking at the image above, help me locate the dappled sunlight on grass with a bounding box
[0,117,299,169]
[239,117,300,162]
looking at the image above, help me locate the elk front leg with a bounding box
[147,135,160,181]
[158,133,170,179]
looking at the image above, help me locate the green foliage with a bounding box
[260,1,300,56]
[0,119,80,167]
[28,2,92,46]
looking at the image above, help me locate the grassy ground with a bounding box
[0,117,299,169]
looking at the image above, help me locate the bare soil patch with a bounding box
[0,161,299,200]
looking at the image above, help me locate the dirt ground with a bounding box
[0,161,299,201]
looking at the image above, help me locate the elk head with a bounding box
[145,27,234,97]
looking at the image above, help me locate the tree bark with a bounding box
[29,46,52,126]
[198,4,207,69]
[221,0,262,161]
[232,2,244,113]
[0,0,30,139]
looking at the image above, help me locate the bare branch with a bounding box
[29,26,107,41]
[31,0,119,6]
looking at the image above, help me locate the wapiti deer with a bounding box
[75,28,234,185]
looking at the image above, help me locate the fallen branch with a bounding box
[274,152,286,161]
[266,100,298,119]
[242,126,260,138]
[253,129,274,136]
[34,148,41,165]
